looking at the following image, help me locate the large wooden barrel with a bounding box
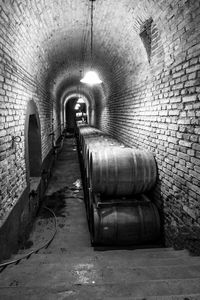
[79,127,103,147]
[91,201,160,245]
[84,140,126,178]
[83,136,124,157]
[76,123,90,139]
[89,147,157,196]
[88,192,150,232]
[82,134,109,159]
[78,125,94,136]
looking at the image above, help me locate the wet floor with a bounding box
[1,138,200,299]
[20,137,91,255]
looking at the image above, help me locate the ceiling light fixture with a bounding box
[77,97,85,104]
[80,0,102,85]
[74,103,80,110]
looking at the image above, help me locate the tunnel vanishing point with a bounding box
[0,0,200,261]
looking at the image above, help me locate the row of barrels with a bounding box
[76,123,161,246]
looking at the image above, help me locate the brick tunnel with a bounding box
[0,0,200,298]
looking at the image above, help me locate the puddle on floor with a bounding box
[73,263,97,285]
[73,179,82,190]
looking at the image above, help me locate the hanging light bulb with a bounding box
[80,0,102,85]
[77,97,85,103]
[80,71,102,85]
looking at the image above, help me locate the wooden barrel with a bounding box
[83,135,124,157]
[84,139,125,177]
[78,125,94,135]
[77,125,93,146]
[88,192,150,234]
[76,124,90,149]
[79,127,103,147]
[89,147,157,196]
[82,134,109,160]
[90,201,160,245]
[76,123,90,140]
[81,131,104,149]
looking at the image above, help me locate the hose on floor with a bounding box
[0,206,57,271]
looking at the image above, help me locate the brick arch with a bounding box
[60,85,96,127]
[63,94,91,126]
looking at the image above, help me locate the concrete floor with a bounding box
[0,138,200,299]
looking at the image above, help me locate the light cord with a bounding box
[90,0,94,67]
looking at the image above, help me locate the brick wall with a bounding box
[100,0,200,253]
[0,61,54,222]
[0,3,54,224]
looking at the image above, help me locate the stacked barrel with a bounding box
[76,123,161,246]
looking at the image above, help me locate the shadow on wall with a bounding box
[28,114,42,177]
[65,98,77,133]
[149,178,166,247]
[25,100,42,183]
[151,176,200,256]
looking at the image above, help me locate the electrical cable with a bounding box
[90,0,94,65]
[81,1,91,72]
[0,206,57,270]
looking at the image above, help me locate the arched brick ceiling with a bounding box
[1,0,176,108]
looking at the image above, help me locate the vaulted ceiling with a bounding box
[1,0,176,107]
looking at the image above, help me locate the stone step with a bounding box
[6,252,200,268]
[1,278,200,299]
[38,248,190,259]
[1,291,200,300]
[13,248,190,261]
[1,260,200,287]
[100,295,200,300]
